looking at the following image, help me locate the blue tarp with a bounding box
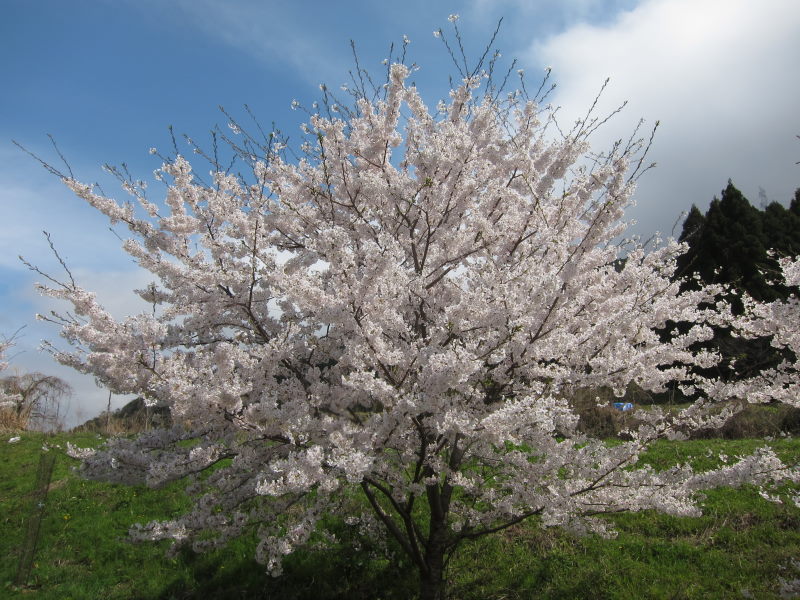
[612,402,634,412]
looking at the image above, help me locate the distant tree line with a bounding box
[671,181,800,383]
[676,182,800,304]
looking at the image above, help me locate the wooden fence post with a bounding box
[15,451,56,587]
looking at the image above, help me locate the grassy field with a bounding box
[1,432,798,599]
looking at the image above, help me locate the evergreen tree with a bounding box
[790,188,800,217]
[690,181,773,305]
[675,204,706,285]
[678,182,800,302]
[672,182,800,385]
[762,201,800,279]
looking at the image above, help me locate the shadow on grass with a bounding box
[155,531,417,600]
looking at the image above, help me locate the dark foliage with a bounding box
[670,181,800,387]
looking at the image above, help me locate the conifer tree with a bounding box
[675,205,705,278]
[699,182,773,305]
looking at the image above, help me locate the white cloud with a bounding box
[526,0,800,236]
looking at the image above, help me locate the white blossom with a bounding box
[712,256,800,407]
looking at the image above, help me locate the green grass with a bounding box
[451,482,800,599]
[1,432,798,599]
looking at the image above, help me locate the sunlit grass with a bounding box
[1,431,798,599]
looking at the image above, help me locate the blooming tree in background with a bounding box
[34,43,798,598]
[0,372,71,431]
[0,335,72,431]
[0,337,22,420]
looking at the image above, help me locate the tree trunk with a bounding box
[419,524,447,600]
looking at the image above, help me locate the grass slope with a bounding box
[1,432,798,599]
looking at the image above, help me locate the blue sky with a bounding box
[2,0,799,427]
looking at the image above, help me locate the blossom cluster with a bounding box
[709,256,800,406]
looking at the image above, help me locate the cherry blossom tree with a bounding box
[0,335,72,431]
[0,336,23,428]
[35,50,798,598]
